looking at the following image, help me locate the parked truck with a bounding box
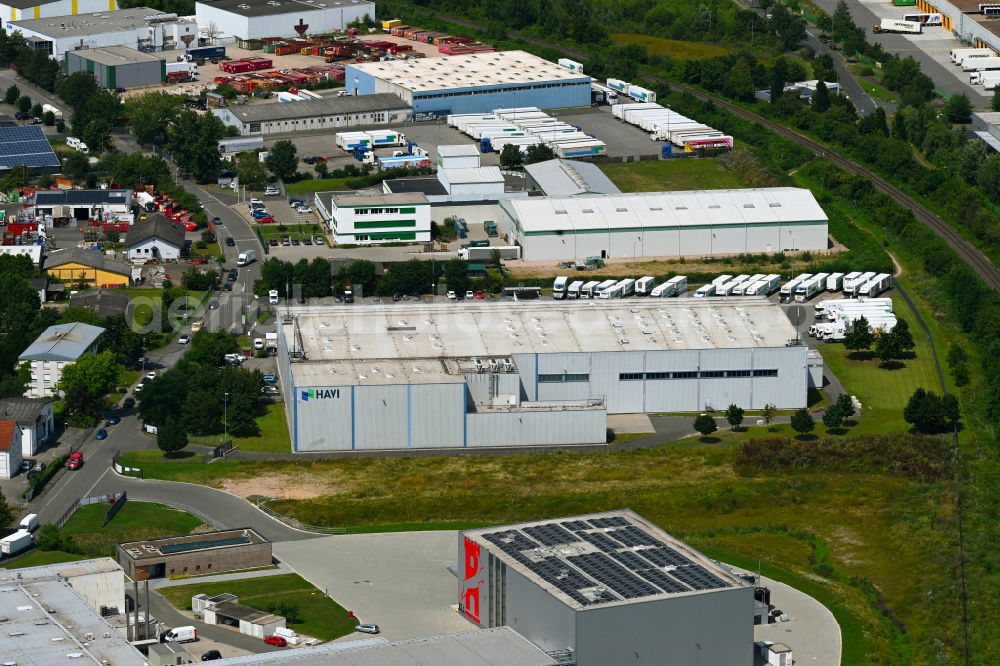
[794,272,830,302]
[458,245,521,261]
[558,58,584,73]
[607,78,631,93]
[366,129,407,147]
[166,61,197,76]
[732,274,765,296]
[951,48,995,64]
[0,530,33,557]
[971,71,1000,88]
[186,45,226,60]
[780,273,812,300]
[843,271,876,295]
[567,280,584,298]
[635,275,657,295]
[873,19,921,34]
[962,56,1000,72]
[553,275,569,299]
[627,85,656,103]
[373,155,431,170]
[857,273,892,297]
[335,131,371,151]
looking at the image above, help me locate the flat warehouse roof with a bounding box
[69,46,164,66]
[218,93,407,123]
[284,299,799,385]
[464,510,746,611]
[120,528,267,561]
[350,50,591,92]
[440,166,504,184]
[196,0,374,18]
[505,187,827,234]
[10,7,181,38]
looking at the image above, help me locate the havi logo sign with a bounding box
[300,388,340,401]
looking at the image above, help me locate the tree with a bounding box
[891,318,914,354]
[993,89,1000,112]
[835,392,855,420]
[945,93,973,124]
[235,152,269,189]
[693,414,717,438]
[57,71,100,112]
[0,489,13,531]
[499,143,523,169]
[903,388,960,434]
[832,0,854,42]
[488,249,503,268]
[345,259,376,291]
[3,84,18,105]
[58,351,121,420]
[524,143,556,164]
[790,408,815,436]
[29,102,42,118]
[762,403,777,426]
[443,258,469,295]
[265,139,298,182]
[843,316,874,355]
[167,109,223,181]
[16,95,31,113]
[41,110,55,126]
[156,416,189,454]
[35,524,77,552]
[812,80,831,113]
[725,403,744,431]
[127,92,182,146]
[822,404,845,430]
[875,328,901,364]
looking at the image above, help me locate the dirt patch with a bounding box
[221,475,332,500]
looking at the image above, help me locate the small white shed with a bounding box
[436,144,481,170]
[437,166,505,195]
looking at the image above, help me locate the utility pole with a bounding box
[224,391,229,444]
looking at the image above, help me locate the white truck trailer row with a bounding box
[448,108,607,156]
[951,47,996,64]
[554,275,687,299]
[612,102,733,148]
[961,56,1000,72]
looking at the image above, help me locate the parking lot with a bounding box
[553,106,663,158]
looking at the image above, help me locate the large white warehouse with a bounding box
[498,187,829,262]
[275,299,816,452]
[195,0,375,40]
[0,0,114,31]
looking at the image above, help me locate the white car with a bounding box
[269,289,279,304]
[447,290,457,300]
[264,186,279,196]
[355,624,380,635]
[146,371,157,380]
[250,198,263,206]
[465,291,474,300]
[178,334,190,344]
[295,205,312,213]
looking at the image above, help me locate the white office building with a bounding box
[318,193,432,244]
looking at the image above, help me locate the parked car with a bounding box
[475,291,485,299]
[257,215,275,224]
[288,197,304,206]
[95,428,107,440]
[134,384,143,393]
[106,416,121,426]
[269,239,279,246]
[122,398,135,409]
[302,237,312,246]
[250,209,271,219]
[14,112,29,120]
[32,461,45,473]
[20,459,33,472]
[281,237,291,246]
[291,238,300,246]
[262,374,278,384]
[264,185,280,196]
[295,205,312,214]
[223,283,233,292]
[250,198,263,206]
[465,291,474,300]
[66,452,83,470]
[261,385,279,395]
[263,635,287,647]
[146,371,157,380]
[313,236,325,245]
[355,624,380,635]
[201,650,222,661]
[28,117,41,125]
[447,291,457,300]
[225,236,235,247]
[178,334,190,344]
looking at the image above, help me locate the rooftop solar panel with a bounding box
[159,535,250,554]
[580,530,624,553]
[638,546,693,568]
[668,564,731,591]
[560,520,591,531]
[608,526,661,548]
[567,552,660,599]
[0,126,60,170]
[637,567,691,594]
[609,549,651,571]
[589,516,629,528]
[523,523,577,547]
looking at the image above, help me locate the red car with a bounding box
[66,452,83,470]
[263,635,287,647]
[256,215,275,224]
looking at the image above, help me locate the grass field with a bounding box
[232,402,291,453]
[601,160,747,193]
[258,224,321,241]
[611,33,731,60]
[110,367,141,405]
[285,178,352,196]
[61,501,205,557]
[5,550,85,568]
[158,574,357,641]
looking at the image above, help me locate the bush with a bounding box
[26,455,68,498]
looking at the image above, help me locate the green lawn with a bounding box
[192,241,221,258]
[232,402,291,453]
[259,224,321,240]
[601,160,747,193]
[158,574,358,641]
[611,33,731,60]
[285,178,353,196]
[4,550,86,568]
[61,501,205,557]
[110,367,141,405]
[818,297,941,432]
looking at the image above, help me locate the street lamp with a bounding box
[223,392,229,444]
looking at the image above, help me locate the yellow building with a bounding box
[44,248,131,287]
[0,0,115,28]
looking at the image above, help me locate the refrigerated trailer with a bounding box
[711,274,734,286]
[951,48,995,64]
[593,279,619,297]
[567,280,584,298]
[794,273,830,302]
[843,271,876,295]
[553,276,569,299]
[902,12,942,25]
[825,272,845,291]
[693,283,716,298]
[581,280,600,298]
[970,71,1000,88]
[857,273,892,297]
[607,78,631,93]
[635,276,657,295]
[651,275,687,297]
[873,19,921,33]
[962,56,1000,72]
[746,274,782,296]
[716,274,751,297]
[815,296,893,313]
[732,274,765,296]
[598,278,635,299]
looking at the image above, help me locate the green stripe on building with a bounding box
[355,219,417,229]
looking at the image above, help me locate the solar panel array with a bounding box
[479,515,734,607]
[159,535,251,554]
[0,126,60,170]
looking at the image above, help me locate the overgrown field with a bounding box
[600,159,748,192]
[611,34,732,60]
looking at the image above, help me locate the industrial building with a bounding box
[19,321,105,398]
[195,0,375,41]
[64,46,165,89]
[499,187,829,262]
[213,93,410,136]
[0,557,138,665]
[33,187,133,223]
[44,248,134,287]
[195,593,287,639]
[125,213,186,261]
[459,510,753,666]
[437,144,482,169]
[319,192,432,244]
[117,527,272,580]
[275,299,813,452]
[524,159,622,197]
[346,51,592,116]
[7,8,197,59]
[0,0,115,30]
[438,166,505,196]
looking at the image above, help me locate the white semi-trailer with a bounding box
[961,56,1000,72]
[843,271,876,295]
[650,275,688,297]
[857,273,892,297]
[732,274,765,296]
[553,276,569,299]
[873,19,921,34]
[950,47,994,63]
[971,71,1000,88]
[781,273,812,300]
[567,280,584,299]
[825,272,845,291]
[581,280,600,299]
[794,272,830,302]
[693,283,716,298]
[635,276,657,295]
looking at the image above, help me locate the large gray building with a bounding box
[276,299,814,452]
[64,46,165,90]
[459,510,754,666]
[213,94,410,137]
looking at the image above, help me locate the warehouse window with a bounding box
[753,369,779,377]
[645,372,669,380]
[700,370,725,378]
[539,373,589,383]
[619,372,644,381]
[672,371,698,379]
[727,369,752,377]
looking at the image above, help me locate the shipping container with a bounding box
[607,78,631,93]
[950,47,994,63]
[873,19,921,34]
[558,58,584,74]
[187,45,226,59]
[961,55,1000,72]
[627,84,656,103]
[635,275,657,295]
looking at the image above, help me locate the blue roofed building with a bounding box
[18,321,106,398]
[345,51,592,117]
[0,125,60,174]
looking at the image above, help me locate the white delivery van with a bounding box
[268,289,279,304]
[19,514,39,532]
[162,626,197,643]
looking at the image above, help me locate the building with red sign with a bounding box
[458,510,753,666]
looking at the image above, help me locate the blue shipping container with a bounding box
[187,46,226,59]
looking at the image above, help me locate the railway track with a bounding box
[408,8,1000,292]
